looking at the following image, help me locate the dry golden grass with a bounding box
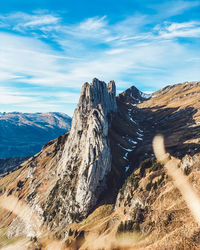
[0,166,26,192]
[139,82,200,109]
[0,194,66,250]
[79,205,114,226]
[153,134,200,225]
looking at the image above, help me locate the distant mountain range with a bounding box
[0,112,71,159]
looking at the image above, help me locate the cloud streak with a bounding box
[0,0,200,114]
[155,21,200,38]
[0,12,60,32]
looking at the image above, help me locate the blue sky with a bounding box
[0,0,200,116]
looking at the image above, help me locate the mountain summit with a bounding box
[43,78,118,228]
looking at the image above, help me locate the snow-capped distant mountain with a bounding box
[0,112,71,158]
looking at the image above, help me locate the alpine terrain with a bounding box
[0,112,72,174]
[0,79,200,249]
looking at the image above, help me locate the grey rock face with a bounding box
[180,154,199,172]
[117,85,150,104]
[57,78,117,215]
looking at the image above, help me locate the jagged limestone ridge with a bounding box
[55,78,117,219]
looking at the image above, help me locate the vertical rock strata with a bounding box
[44,78,117,227]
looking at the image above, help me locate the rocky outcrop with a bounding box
[43,78,117,229]
[117,85,151,104]
[61,78,116,209]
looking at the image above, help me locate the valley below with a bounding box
[0,112,72,174]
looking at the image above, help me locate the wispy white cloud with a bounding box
[0,86,36,104]
[149,0,200,18]
[167,22,199,32]
[23,15,59,28]
[155,21,200,38]
[0,1,200,114]
[0,12,60,32]
[0,84,79,116]
[0,16,200,90]
[79,16,107,31]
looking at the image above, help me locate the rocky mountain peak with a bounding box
[78,78,117,116]
[38,78,119,229]
[117,85,150,104]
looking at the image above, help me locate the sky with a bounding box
[0,0,200,116]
